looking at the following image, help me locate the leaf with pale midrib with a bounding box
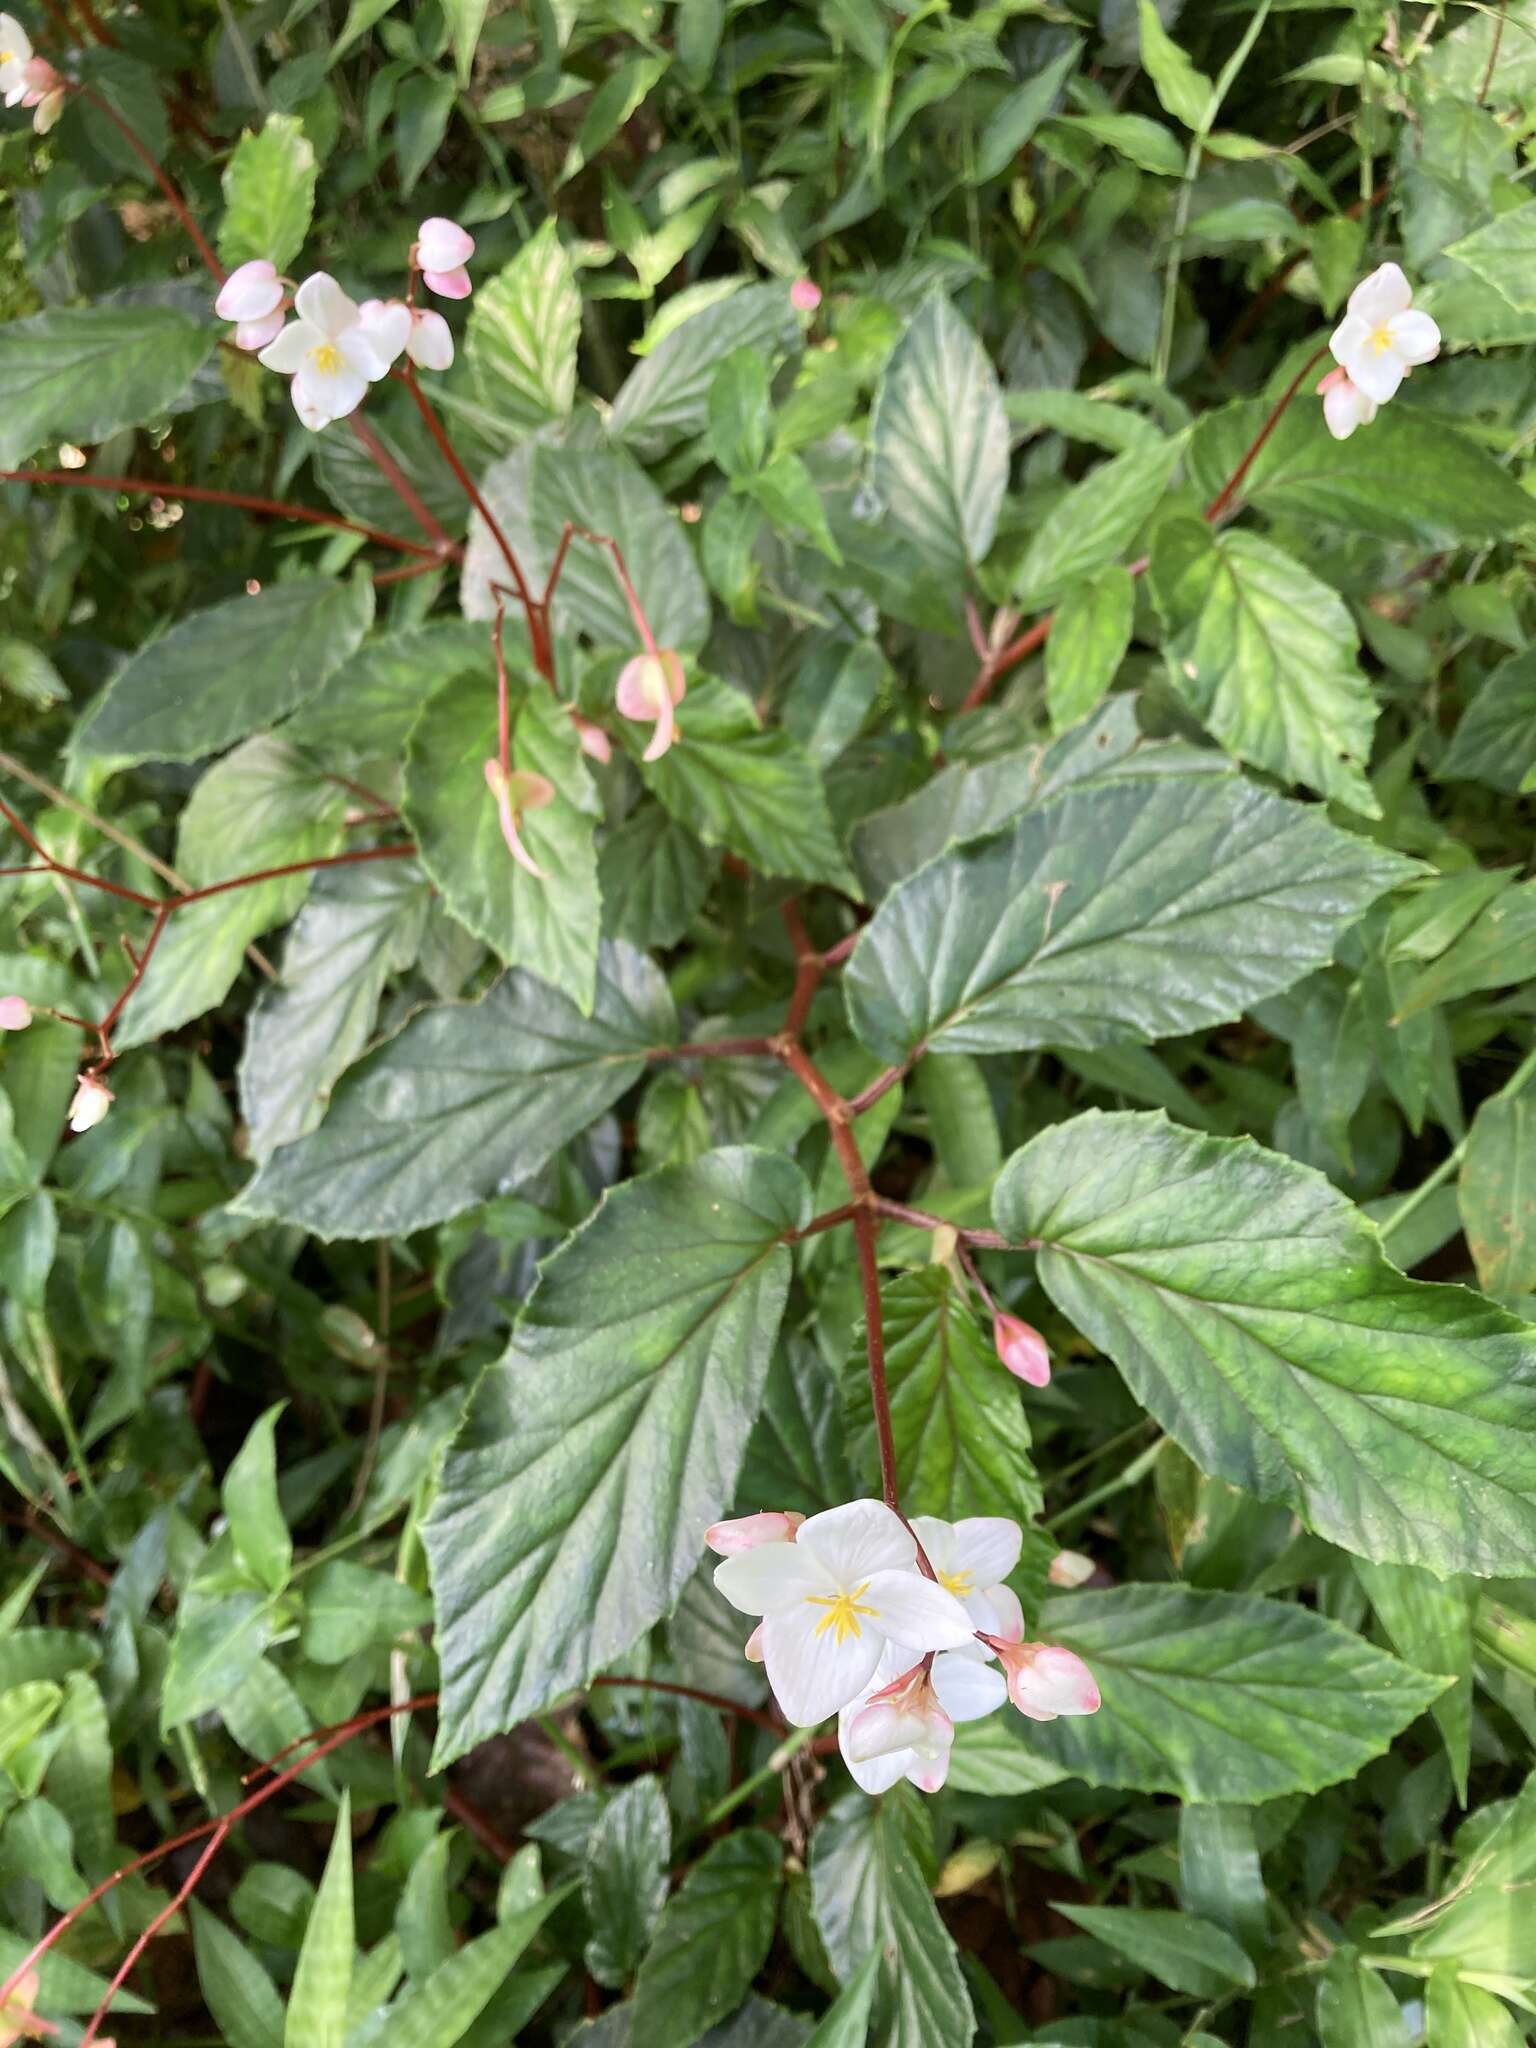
[425,1146,810,1763]
[997,1109,1536,1577]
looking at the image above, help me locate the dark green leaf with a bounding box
[191,1902,285,2048]
[584,1777,671,1988]
[1050,1907,1254,1997]
[1356,1559,1473,1803]
[219,114,317,271]
[1315,1952,1412,2048]
[0,305,214,469]
[425,1147,809,1761]
[997,1110,1536,1576]
[612,284,798,462]
[631,1831,783,2047]
[235,942,674,1238]
[1014,433,1184,608]
[1461,1089,1536,1297]
[599,805,714,950]
[286,1795,353,2048]
[467,220,581,438]
[1442,647,1536,793]
[1046,567,1134,735]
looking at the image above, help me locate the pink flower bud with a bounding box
[422,266,472,300]
[0,996,31,1030]
[406,305,454,371]
[616,649,686,762]
[1047,1548,1096,1589]
[843,1662,954,1783]
[790,277,822,313]
[20,56,63,131]
[704,1510,805,1555]
[216,258,284,324]
[417,216,475,271]
[234,308,286,352]
[68,1073,113,1134]
[1316,362,1378,441]
[988,1639,1100,1722]
[571,713,613,764]
[483,758,555,879]
[993,1310,1050,1387]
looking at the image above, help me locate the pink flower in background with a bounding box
[0,997,31,1030]
[483,758,554,879]
[571,713,613,764]
[993,1310,1051,1387]
[216,259,287,351]
[1329,262,1439,405]
[791,278,822,312]
[617,649,686,761]
[416,216,475,299]
[360,298,455,372]
[706,1510,805,1555]
[68,1073,113,1133]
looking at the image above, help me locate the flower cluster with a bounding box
[709,1500,1099,1794]
[215,216,475,431]
[1319,263,1440,441]
[0,15,64,133]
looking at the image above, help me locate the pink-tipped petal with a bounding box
[67,1074,113,1133]
[407,306,455,371]
[417,215,475,270]
[642,682,676,762]
[235,308,287,351]
[995,1640,1101,1721]
[484,759,548,880]
[572,714,613,764]
[705,1510,805,1555]
[423,265,472,300]
[0,996,31,1030]
[791,277,822,312]
[216,258,283,323]
[993,1311,1051,1387]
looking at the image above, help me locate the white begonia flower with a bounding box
[909,1513,1025,1640]
[839,1643,1007,1795]
[1328,262,1440,406]
[713,1498,976,1726]
[217,259,287,352]
[258,274,391,431]
[416,214,475,298]
[1317,365,1378,442]
[68,1073,113,1133]
[0,14,34,106]
[359,297,454,373]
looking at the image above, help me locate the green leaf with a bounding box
[709,347,773,479]
[1188,400,1536,547]
[76,576,374,764]
[802,1951,881,2048]
[738,1335,855,1520]
[871,294,1008,578]
[1355,1559,1473,1803]
[286,1795,353,2048]
[222,1404,292,1596]
[1149,521,1379,812]
[285,619,486,764]
[747,453,842,562]
[117,738,351,1048]
[640,677,856,890]
[1051,1906,1254,1997]
[238,858,429,1161]
[235,942,674,1238]
[1046,567,1134,735]
[631,1831,783,2047]
[1424,1974,1525,2048]
[1446,201,1536,313]
[974,39,1081,183]
[944,1716,1069,1796]
[844,1268,1042,1524]
[1014,433,1184,608]
[1393,879,1536,1018]
[444,0,490,83]
[1018,1584,1446,1800]
[0,305,214,468]
[382,1890,572,2046]
[1315,1952,1412,2048]
[811,1787,973,2048]
[424,1147,809,1762]
[191,1901,285,2048]
[1442,647,1536,793]
[559,52,669,185]
[162,1591,274,1731]
[1461,1090,1536,1298]
[1053,111,1187,175]
[844,773,1413,1061]
[1138,1,1214,128]
[612,283,798,462]
[299,1560,431,1664]
[219,114,317,271]
[464,444,709,655]
[996,1110,1536,1577]
[599,805,713,950]
[1177,1806,1268,1956]
[467,220,581,438]
[405,668,601,1012]
[584,1777,671,1989]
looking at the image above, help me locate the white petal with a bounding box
[1388,308,1440,365]
[1323,378,1365,440]
[339,324,390,382]
[1348,260,1412,325]
[358,299,411,368]
[908,1514,960,1580]
[292,386,334,432]
[762,1606,883,1726]
[417,215,475,270]
[295,271,359,338]
[0,16,33,62]
[797,1500,914,1583]
[963,1586,1003,1636]
[1345,347,1406,405]
[862,1569,975,1651]
[844,1744,914,1795]
[235,310,286,352]
[931,1651,1008,1722]
[985,1584,1025,1643]
[843,1695,935,1764]
[216,260,283,322]
[258,321,317,374]
[952,1517,1022,1588]
[295,358,367,422]
[713,1542,825,1616]
[408,307,455,371]
[1328,310,1372,374]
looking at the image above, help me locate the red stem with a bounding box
[399,367,541,635]
[80,1823,230,2046]
[77,85,223,282]
[347,413,458,556]
[590,1675,784,1732]
[0,469,443,560]
[1204,342,1329,523]
[852,1208,902,1513]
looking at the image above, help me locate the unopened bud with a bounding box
[0,996,32,1030]
[993,1310,1051,1387]
[67,1073,113,1133]
[1047,1548,1096,1589]
[705,1509,805,1555]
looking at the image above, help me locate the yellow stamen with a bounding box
[309,341,343,374]
[939,1568,974,1597]
[806,1581,879,1644]
[1369,323,1395,354]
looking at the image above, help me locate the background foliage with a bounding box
[4,0,1536,2044]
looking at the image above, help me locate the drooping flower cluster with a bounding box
[223,217,476,430]
[709,1500,1099,1794]
[0,15,64,133]
[1320,263,1440,441]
